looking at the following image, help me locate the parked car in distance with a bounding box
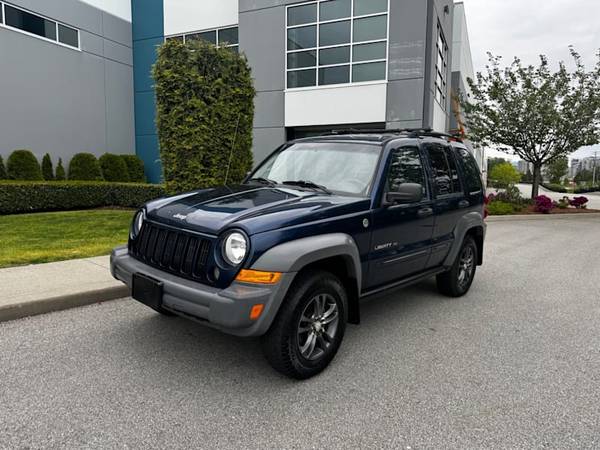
[111,129,486,379]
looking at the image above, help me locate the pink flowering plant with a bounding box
[534,195,554,214]
[569,196,589,209]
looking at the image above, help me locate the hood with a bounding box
[145,185,370,236]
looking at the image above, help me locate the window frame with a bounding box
[285,0,390,91]
[434,21,448,110]
[0,2,80,51]
[165,25,240,52]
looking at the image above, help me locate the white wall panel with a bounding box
[164,0,238,35]
[285,84,387,127]
[80,0,131,21]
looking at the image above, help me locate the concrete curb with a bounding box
[0,285,129,323]
[487,212,600,222]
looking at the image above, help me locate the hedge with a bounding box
[153,39,255,193]
[99,153,130,182]
[68,153,103,181]
[7,150,43,180]
[541,183,568,193]
[574,186,600,194]
[0,181,166,215]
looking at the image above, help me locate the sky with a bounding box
[460,0,600,162]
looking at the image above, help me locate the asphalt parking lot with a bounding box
[1,216,600,449]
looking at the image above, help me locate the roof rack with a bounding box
[326,128,462,141]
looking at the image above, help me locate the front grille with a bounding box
[130,222,213,283]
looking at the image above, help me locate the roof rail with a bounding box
[325,127,463,141]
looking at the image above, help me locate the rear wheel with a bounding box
[437,236,477,297]
[261,271,347,380]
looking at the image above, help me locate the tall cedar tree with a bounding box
[153,39,256,193]
[55,158,66,181]
[42,153,54,180]
[463,48,600,198]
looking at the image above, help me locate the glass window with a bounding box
[320,0,351,21]
[386,147,426,196]
[352,61,386,82]
[288,25,317,50]
[353,42,386,62]
[166,35,184,42]
[288,69,317,88]
[58,24,78,48]
[187,30,217,44]
[288,50,317,69]
[218,27,238,46]
[253,142,382,196]
[353,15,387,42]
[457,148,483,193]
[435,23,448,109]
[4,5,57,41]
[319,20,350,47]
[427,144,460,196]
[354,0,388,16]
[288,3,317,26]
[319,46,350,65]
[319,65,350,85]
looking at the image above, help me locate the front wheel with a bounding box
[436,236,478,297]
[261,271,347,380]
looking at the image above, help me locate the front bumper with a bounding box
[110,246,295,337]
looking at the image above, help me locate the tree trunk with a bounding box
[531,164,542,198]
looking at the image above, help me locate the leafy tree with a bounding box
[0,155,6,179]
[55,158,66,181]
[545,157,568,184]
[463,49,600,198]
[42,153,54,181]
[574,169,594,184]
[489,162,521,189]
[6,150,43,180]
[487,157,508,177]
[153,39,255,193]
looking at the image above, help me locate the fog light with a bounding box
[250,304,264,321]
[213,267,221,280]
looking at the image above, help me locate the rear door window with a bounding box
[456,147,483,193]
[426,144,461,196]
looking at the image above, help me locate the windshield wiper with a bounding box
[247,177,278,186]
[282,180,332,195]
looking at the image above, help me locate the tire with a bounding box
[436,236,478,297]
[261,270,348,380]
[155,306,175,316]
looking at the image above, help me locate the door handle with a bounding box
[458,200,470,209]
[417,207,434,218]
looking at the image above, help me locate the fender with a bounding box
[443,211,486,268]
[250,233,362,324]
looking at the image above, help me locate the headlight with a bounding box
[223,232,248,266]
[130,210,144,239]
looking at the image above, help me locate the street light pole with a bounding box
[593,151,598,186]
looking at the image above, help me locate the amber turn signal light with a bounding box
[236,269,282,284]
[250,304,264,321]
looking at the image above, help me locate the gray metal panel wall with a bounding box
[0,0,134,167]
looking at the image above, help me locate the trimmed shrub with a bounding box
[487,201,517,216]
[153,39,255,193]
[120,155,146,182]
[99,153,130,182]
[55,158,66,181]
[0,156,6,180]
[68,153,103,181]
[0,181,165,215]
[541,183,567,193]
[42,153,54,181]
[574,186,600,194]
[6,150,43,180]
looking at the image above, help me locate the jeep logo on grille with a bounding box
[173,213,188,220]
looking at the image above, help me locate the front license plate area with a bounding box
[132,273,163,310]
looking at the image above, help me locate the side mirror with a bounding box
[385,183,423,205]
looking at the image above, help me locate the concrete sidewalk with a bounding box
[0,256,128,323]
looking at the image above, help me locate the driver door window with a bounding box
[385,146,426,199]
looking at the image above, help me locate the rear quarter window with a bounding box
[456,148,483,193]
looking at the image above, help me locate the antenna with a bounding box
[224,114,241,186]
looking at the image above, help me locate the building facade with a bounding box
[0,0,474,183]
[0,0,134,168]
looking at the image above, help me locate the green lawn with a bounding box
[0,210,134,268]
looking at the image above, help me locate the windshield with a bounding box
[251,142,381,196]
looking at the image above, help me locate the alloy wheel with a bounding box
[297,293,339,361]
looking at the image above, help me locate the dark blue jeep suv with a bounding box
[111,129,486,379]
